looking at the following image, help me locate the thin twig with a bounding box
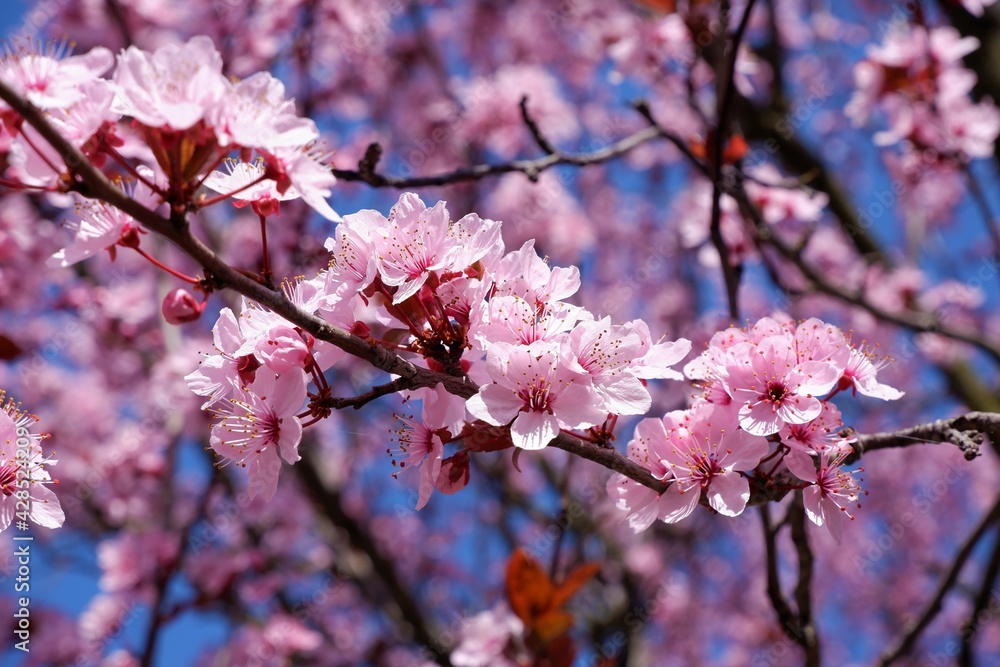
[709,0,758,320]
[788,493,821,667]
[958,523,1000,666]
[520,95,558,156]
[332,125,665,187]
[296,453,454,667]
[879,492,1000,665]
[759,504,809,654]
[847,412,994,464]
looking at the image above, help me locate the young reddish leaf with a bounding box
[549,561,601,610]
[506,549,555,625]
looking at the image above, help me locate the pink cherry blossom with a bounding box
[258,143,341,221]
[492,239,580,306]
[370,192,502,304]
[112,35,228,130]
[839,346,905,400]
[779,400,852,458]
[651,403,768,521]
[564,317,651,416]
[0,41,113,112]
[253,324,311,374]
[451,603,525,667]
[785,450,863,543]
[389,384,465,510]
[0,398,64,531]
[209,371,307,501]
[210,71,318,149]
[724,333,841,437]
[46,169,162,268]
[185,307,254,408]
[465,341,607,450]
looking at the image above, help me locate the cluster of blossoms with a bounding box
[846,25,1000,160]
[186,191,691,505]
[608,317,903,541]
[0,36,338,275]
[0,390,64,533]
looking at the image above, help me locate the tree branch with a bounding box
[879,492,1000,665]
[332,125,665,188]
[847,412,994,465]
[788,493,821,667]
[295,453,454,666]
[709,0,757,320]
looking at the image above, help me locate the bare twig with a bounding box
[520,95,558,156]
[788,493,821,667]
[296,453,454,666]
[847,412,994,464]
[879,492,1000,665]
[759,504,809,655]
[709,0,758,320]
[332,125,665,187]
[958,523,1000,666]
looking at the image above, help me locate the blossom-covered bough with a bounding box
[2,2,1000,665]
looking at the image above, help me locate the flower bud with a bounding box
[161,288,204,324]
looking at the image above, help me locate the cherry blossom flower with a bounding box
[0,396,64,531]
[450,603,525,667]
[369,192,502,304]
[209,71,318,149]
[46,168,163,268]
[724,333,841,437]
[112,35,228,131]
[389,384,466,510]
[259,144,341,222]
[839,346,905,400]
[564,317,651,416]
[473,294,584,348]
[650,403,768,521]
[201,159,296,210]
[607,420,677,532]
[779,401,852,458]
[0,41,113,112]
[465,341,606,450]
[185,307,253,408]
[209,371,307,501]
[253,324,312,374]
[785,450,863,543]
[492,239,580,306]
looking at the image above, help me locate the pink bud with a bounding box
[161,288,204,325]
[436,450,471,495]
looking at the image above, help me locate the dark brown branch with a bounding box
[295,454,454,666]
[788,493,821,667]
[332,125,665,187]
[709,0,757,320]
[327,376,419,410]
[879,492,1000,665]
[759,504,809,656]
[519,95,558,156]
[958,524,1000,666]
[847,412,995,465]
